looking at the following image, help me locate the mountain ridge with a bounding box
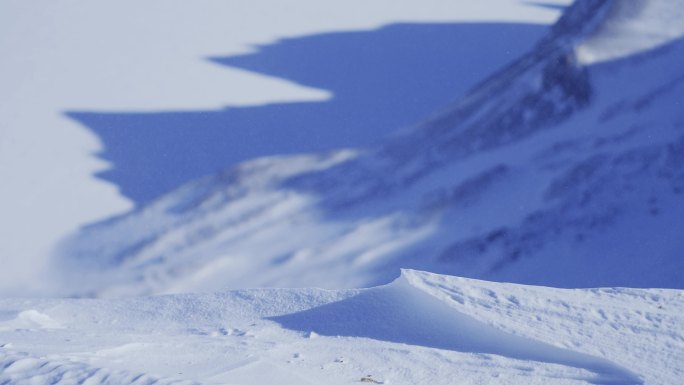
[53,0,684,297]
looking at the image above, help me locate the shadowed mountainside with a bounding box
[55,1,684,296]
[67,23,547,204]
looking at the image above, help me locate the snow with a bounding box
[577,0,684,64]
[0,0,567,297]
[49,0,684,297]
[2,1,684,383]
[1,270,681,384]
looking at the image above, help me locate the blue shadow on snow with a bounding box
[271,282,643,385]
[66,23,546,205]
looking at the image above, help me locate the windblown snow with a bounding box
[2,270,681,385]
[2,1,684,384]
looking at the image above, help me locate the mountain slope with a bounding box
[2,270,682,384]
[0,0,565,297]
[53,0,684,296]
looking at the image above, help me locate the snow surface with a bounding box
[577,0,684,64]
[0,0,567,297]
[1,270,681,385]
[2,2,683,383]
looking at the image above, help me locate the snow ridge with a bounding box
[273,270,643,385]
[3,270,682,384]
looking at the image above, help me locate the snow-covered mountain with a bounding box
[53,0,684,297]
[3,4,684,383]
[2,270,682,385]
[0,0,563,297]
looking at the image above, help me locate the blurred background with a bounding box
[2,0,683,297]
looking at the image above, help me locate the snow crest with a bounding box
[3,271,682,384]
[273,270,643,385]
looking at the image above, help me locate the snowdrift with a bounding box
[1,270,681,384]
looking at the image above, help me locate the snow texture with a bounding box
[2,2,683,383]
[1,270,681,384]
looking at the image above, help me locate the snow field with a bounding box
[1,270,681,384]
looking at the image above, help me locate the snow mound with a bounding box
[272,270,642,385]
[0,310,62,331]
[2,271,682,384]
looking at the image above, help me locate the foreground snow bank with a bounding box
[1,270,681,384]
